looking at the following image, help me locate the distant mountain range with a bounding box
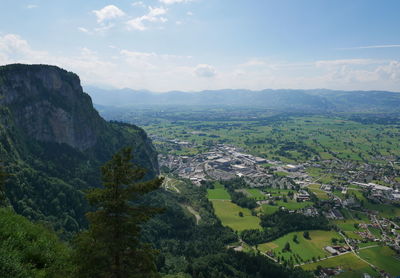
[85,86,400,113]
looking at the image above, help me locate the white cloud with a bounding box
[126,6,168,31]
[0,34,46,60]
[376,61,400,80]
[160,0,192,4]
[315,59,377,68]
[78,27,90,34]
[339,44,400,50]
[187,11,193,16]
[132,1,145,7]
[26,4,38,9]
[1,33,400,92]
[194,64,216,78]
[93,5,125,23]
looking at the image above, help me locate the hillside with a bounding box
[86,86,400,113]
[0,64,159,236]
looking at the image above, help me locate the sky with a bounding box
[0,0,400,92]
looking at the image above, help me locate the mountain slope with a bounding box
[0,64,159,235]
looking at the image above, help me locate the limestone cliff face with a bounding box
[0,64,104,151]
[0,64,158,234]
[0,64,158,174]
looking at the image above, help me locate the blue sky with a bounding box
[1,0,400,91]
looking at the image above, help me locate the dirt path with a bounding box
[186,205,201,225]
[163,177,181,193]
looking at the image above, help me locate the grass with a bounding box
[358,242,378,248]
[207,182,231,200]
[144,110,400,164]
[260,204,280,215]
[358,246,400,276]
[302,253,378,278]
[261,200,313,214]
[245,189,267,200]
[258,230,340,263]
[211,200,261,231]
[275,200,314,210]
[307,184,330,200]
[367,226,381,238]
[275,171,289,177]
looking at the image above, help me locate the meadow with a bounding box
[358,246,400,276]
[245,189,267,200]
[260,188,314,212]
[258,230,341,263]
[139,109,400,165]
[210,200,261,231]
[207,182,231,200]
[302,253,378,278]
[307,184,330,200]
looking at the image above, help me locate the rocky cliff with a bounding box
[0,64,159,235]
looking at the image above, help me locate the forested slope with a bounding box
[0,64,158,236]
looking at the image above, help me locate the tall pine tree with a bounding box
[74,147,163,278]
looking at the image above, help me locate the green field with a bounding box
[245,189,267,200]
[258,230,340,263]
[307,184,330,200]
[260,204,280,215]
[358,246,400,276]
[302,253,378,278]
[367,226,382,238]
[207,182,231,200]
[260,188,313,211]
[334,220,363,231]
[211,200,261,231]
[140,110,400,164]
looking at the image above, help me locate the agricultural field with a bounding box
[245,189,267,200]
[261,200,313,212]
[210,200,261,231]
[135,109,400,164]
[307,184,330,200]
[346,189,400,218]
[302,253,378,278]
[258,230,341,263]
[114,107,400,275]
[207,182,231,200]
[358,246,400,276]
[259,187,314,213]
[367,226,382,238]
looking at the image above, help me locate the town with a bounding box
[154,135,400,277]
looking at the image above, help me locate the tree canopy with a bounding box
[74,147,163,278]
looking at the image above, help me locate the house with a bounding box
[295,190,310,202]
[325,246,339,255]
[285,164,302,172]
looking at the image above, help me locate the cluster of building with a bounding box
[324,245,351,256]
[159,143,307,186]
[323,209,344,220]
[351,182,400,202]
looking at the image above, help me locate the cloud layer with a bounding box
[0,34,399,92]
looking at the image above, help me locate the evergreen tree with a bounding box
[74,147,163,278]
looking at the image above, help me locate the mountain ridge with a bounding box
[0,64,159,235]
[86,85,400,113]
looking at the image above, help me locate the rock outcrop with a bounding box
[0,64,159,234]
